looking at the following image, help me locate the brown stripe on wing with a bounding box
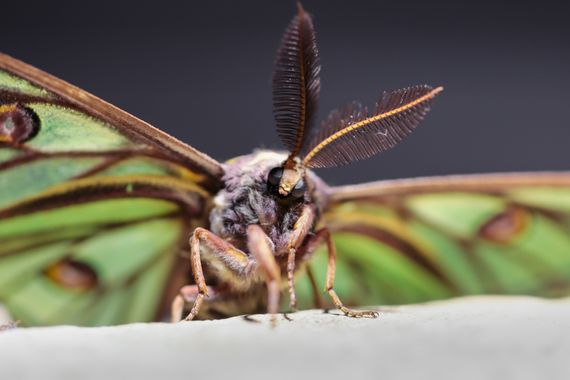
[0,212,181,258]
[0,148,208,182]
[326,221,456,291]
[329,172,570,203]
[0,175,210,219]
[0,90,72,108]
[0,149,132,171]
[0,54,224,184]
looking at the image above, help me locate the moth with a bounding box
[1,4,570,326]
[0,320,19,331]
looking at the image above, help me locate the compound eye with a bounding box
[267,167,284,186]
[291,179,306,198]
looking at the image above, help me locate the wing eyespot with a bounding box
[0,103,40,144]
[478,207,529,244]
[44,259,99,291]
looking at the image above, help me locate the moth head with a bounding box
[267,158,307,199]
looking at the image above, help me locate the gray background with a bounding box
[3,0,569,186]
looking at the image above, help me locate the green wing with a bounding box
[0,54,224,326]
[296,173,570,308]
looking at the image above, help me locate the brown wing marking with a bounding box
[329,172,570,202]
[0,53,224,185]
[0,174,210,219]
[324,171,570,298]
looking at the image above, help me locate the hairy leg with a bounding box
[0,320,19,331]
[309,228,379,318]
[171,285,218,322]
[174,227,252,322]
[285,205,316,309]
[247,224,281,325]
[305,264,324,310]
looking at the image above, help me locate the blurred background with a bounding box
[3,0,569,186]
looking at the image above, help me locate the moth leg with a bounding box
[171,285,220,322]
[0,320,19,332]
[286,205,316,310]
[247,225,281,325]
[305,264,325,310]
[178,227,251,322]
[318,228,379,318]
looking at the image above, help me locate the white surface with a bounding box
[0,296,568,380]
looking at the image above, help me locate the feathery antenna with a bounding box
[272,2,321,166]
[302,86,443,168]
